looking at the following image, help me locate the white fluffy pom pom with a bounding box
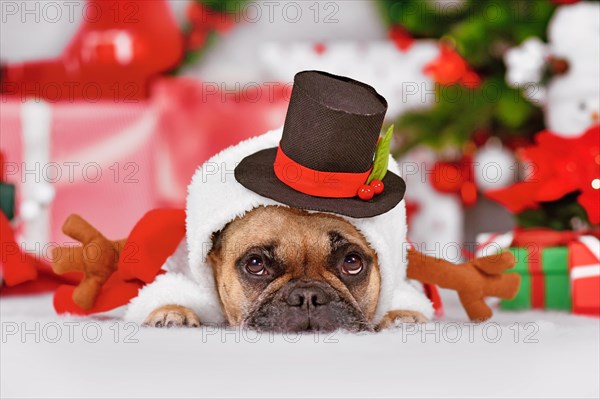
[19,200,41,221]
[33,183,55,205]
[474,140,517,192]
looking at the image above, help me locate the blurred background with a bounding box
[2,5,599,396]
[1,0,598,272]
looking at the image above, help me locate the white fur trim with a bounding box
[127,128,432,323]
[185,130,283,322]
[390,281,435,319]
[124,272,226,325]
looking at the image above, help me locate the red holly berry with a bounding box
[357,185,374,201]
[369,180,384,194]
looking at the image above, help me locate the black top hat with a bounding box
[234,71,406,218]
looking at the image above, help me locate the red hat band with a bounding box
[273,144,372,199]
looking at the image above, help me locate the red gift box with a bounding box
[151,77,289,207]
[477,229,600,316]
[569,236,600,316]
[1,100,160,247]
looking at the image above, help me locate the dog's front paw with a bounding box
[376,310,428,331]
[143,305,201,328]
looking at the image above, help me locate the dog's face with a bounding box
[207,206,381,332]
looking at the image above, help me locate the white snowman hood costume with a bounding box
[125,72,433,325]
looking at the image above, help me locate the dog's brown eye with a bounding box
[246,256,268,276]
[341,253,363,275]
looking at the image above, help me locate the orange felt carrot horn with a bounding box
[51,214,126,310]
[407,249,521,321]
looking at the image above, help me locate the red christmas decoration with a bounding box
[187,1,234,33]
[389,26,414,52]
[0,212,38,286]
[432,162,463,193]
[431,145,478,206]
[424,44,466,85]
[423,44,480,88]
[461,70,482,89]
[1,0,184,101]
[0,151,6,181]
[313,43,327,55]
[187,29,209,51]
[487,125,600,224]
[186,1,235,51]
[405,200,420,226]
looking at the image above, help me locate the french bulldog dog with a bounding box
[143,206,426,332]
[49,72,519,330]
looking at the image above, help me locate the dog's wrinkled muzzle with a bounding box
[244,279,370,333]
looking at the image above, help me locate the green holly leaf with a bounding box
[367,124,394,183]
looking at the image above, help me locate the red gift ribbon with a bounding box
[511,228,591,247]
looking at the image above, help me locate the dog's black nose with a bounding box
[285,282,331,309]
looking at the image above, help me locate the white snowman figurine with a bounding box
[505,2,600,137]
